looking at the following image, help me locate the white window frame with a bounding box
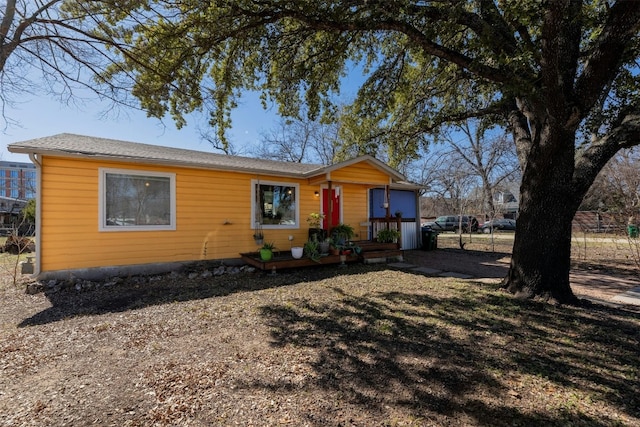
[99,168,176,232]
[251,179,299,230]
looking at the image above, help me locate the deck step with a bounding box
[356,241,400,252]
[240,243,403,271]
[361,249,403,263]
[240,251,359,270]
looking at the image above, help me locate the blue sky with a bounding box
[0,90,283,163]
[1,68,365,164]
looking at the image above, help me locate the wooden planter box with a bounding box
[240,250,359,271]
[358,241,400,252]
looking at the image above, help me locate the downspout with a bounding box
[28,153,41,277]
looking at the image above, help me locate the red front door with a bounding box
[322,188,340,230]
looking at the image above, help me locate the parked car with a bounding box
[480,218,516,233]
[424,215,479,233]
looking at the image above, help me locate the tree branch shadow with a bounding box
[18,264,388,327]
[257,285,640,425]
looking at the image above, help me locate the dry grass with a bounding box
[0,234,35,287]
[438,232,640,273]
[1,239,639,426]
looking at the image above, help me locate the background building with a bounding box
[0,161,36,232]
[0,160,36,200]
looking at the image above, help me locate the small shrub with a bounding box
[376,228,400,243]
[3,234,35,254]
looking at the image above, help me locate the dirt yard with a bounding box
[413,233,640,306]
[0,235,638,426]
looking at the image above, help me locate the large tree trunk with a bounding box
[503,119,583,305]
[503,198,580,304]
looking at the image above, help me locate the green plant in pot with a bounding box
[340,241,360,256]
[260,242,276,261]
[329,236,343,255]
[307,212,327,241]
[307,212,324,228]
[377,228,400,243]
[303,239,321,262]
[319,238,331,254]
[330,223,354,246]
[351,243,362,255]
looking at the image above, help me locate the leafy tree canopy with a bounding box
[21,198,35,223]
[87,1,640,165]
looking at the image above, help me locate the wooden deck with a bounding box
[240,241,402,271]
[240,251,360,270]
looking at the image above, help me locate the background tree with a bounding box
[582,147,640,225]
[91,1,640,304]
[0,0,140,129]
[20,198,35,223]
[438,122,520,218]
[337,102,426,173]
[257,113,341,165]
[420,150,476,216]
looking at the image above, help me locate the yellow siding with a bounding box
[38,156,393,273]
[38,157,316,272]
[328,161,390,185]
[340,184,370,239]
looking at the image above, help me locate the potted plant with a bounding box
[319,238,331,254]
[340,241,360,256]
[329,236,342,255]
[307,212,327,241]
[376,228,400,243]
[330,223,355,246]
[260,242,276,261]
[351,243,362,255]
[303,239,321,262]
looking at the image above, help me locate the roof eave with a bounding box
[389,181,423,190]
[7,146,308,178]
[313,155,406,182]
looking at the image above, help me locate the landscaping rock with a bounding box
[24,261,260,295]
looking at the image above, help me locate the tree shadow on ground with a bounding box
[571,259,639,278]
[404,248,511,279]
[257,282,640,426]
[18,263,388,327]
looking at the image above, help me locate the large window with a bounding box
[252,180,298,229]
[99,168,176,231]
[9,170,18,198]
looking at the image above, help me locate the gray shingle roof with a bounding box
[8,133,324,177]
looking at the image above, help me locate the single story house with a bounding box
[9,134,421,279]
